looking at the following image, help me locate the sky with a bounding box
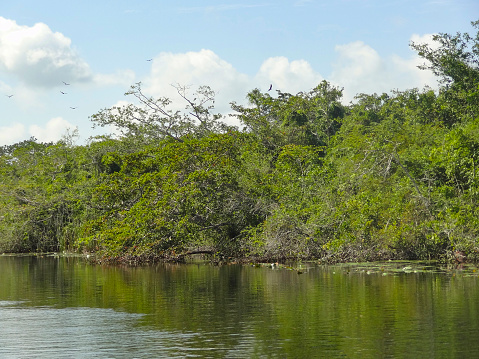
[0,0,477,146]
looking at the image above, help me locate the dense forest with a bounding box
[1,22,478,264]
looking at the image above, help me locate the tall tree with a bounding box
[90,82,231,146]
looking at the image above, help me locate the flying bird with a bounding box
[62,81,70,85]
[60,91,67,94]
[70,107,77,109]
[5,94,13,98]
[268,84,272,91]
[146,59,153,61]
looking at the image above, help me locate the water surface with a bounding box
[0,255,478,358]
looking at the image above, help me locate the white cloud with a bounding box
[143,50,324,114]
[0,123,26,145]
[390,54,438,89]
[0,118,80,146]
[29,117,76,143]
[410,33,440,50]
[330,41,388,100]
[144,49,251,116]
[330,40,438,102]
[0,17,92,87]
[0,37,441,146]
[255,56,323,93]
[137,42,439,122]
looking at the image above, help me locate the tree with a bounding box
[90,82,232,145]
[411,20,479,90]
[231,80,345,151]
[411,20,479,125]
[0,133,88,253]
[79,131,268,259]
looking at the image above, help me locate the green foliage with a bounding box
[0,133,90,252]
[231,80,345,150]
[1,21,479,263]
[411,20,479,91]
[79,132,264,258]
[411,20,479,126]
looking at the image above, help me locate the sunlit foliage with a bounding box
[1,21,478,263]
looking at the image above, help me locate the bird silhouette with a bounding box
[70,107,77,109]
[62,81,70,85]
[146,59,153,61]
[60,91,67,94]
[5,94,13,98]
[268,84,272,91]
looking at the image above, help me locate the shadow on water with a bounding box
[0,255,478,358]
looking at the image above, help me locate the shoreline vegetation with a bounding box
[1,22,479,266]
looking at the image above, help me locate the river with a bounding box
[0,255,478,358]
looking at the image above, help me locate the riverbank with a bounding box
[1,23,478,266]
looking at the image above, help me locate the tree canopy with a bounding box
[1,21,478,264]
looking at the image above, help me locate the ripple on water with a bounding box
[0,304,201,358]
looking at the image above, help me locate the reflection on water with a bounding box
[0,255,478,358]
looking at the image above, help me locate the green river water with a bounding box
[0,255,478,358]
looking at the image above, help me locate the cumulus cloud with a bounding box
[1,36,442,145]
[330,39,437,102]
[29,117,76,143]
[0,123,26,146]
[256,56,323,94]
[390,54,438,89]
[144,49,251,115]
[0,118,76,145]
[329,41,390,100]
[142,49,325,115]
[0,17,92,87]
[410,33,438,48]
[140,41,438,119]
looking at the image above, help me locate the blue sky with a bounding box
[0,0,477,145]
